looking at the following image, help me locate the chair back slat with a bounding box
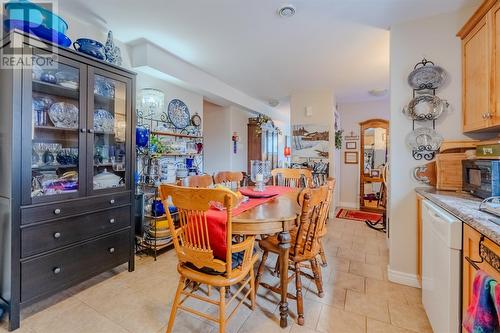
[293,185,330,258]
[214,171,244,189]
[271,168,312,188]
[159,184,237,274]
[183,174,214,188]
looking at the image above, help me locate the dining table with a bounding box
[232,187,301,328]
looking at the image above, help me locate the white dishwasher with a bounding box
[422,199,462,333]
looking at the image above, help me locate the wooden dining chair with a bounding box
[255,184,329,326]
[182,174,214,188]
[317,178,336,267]
[271,168,312,188]
[159,184,258,333]
[214,171,244,188]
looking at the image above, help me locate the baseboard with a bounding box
[387,266,421,288]
[338,201,358,209]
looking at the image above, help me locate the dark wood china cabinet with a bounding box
[247,117,279,174]
[0,31,136,331]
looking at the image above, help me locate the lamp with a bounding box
[284,135,291,157]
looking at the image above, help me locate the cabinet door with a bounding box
[491,1,500,128]
[21,51,87,204]
[87,68,132,195]
[462,224,500,319]
[463,16,490,132]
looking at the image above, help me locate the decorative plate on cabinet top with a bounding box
[167,99,190,129]
[48,102,79,129]
[405,127,443,151]
[403,94,448,120]
[93,109,115,133]
[407,65,446,90]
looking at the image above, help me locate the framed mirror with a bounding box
[359,119,389,212]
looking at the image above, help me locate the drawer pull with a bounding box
[108,247,115,254]
[53,267,61,274]
[109,218,116,224]
[110,199,115,205]
[54,208,61,215]
[53,232,61,239]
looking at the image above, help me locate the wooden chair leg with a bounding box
[208,285,212,297]
[319,239,328,267]
[310,259,324,298]
[295,262,305,326]
[219,286,226,333]
[249,265,256,310]
[166,277,185,333]
[255,251,269,295]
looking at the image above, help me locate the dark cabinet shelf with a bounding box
[32,80,79,99]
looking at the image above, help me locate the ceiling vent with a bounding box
[268,99,280,107]
[278,5,296,18]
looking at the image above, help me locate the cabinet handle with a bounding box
[88,129,94,133]
[482,113,487,119]
[53,267,61,274]
[54,208,61,215]
[108,247,115,254]
[109,218,115,224]
[488,112,494,119]
[110,199,115,205]
[80,128,86,133]
[53,232,61,239]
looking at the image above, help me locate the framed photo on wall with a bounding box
[345,141,357,150]
[344,151,358,164]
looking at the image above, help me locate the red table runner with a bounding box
[206,186,294,260]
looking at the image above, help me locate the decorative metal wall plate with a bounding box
[408,64,446,90]
[403,94,448,120]
[406,127,443,151]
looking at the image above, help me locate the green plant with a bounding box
[255,114,282,135]
[335,129,344,150]
[149,135,167,154]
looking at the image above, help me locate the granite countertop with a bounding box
[415,187,500,244]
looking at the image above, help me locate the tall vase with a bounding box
[104,30,122,66]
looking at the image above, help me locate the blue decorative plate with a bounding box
[94,109,114,133]
[167,99,190,129]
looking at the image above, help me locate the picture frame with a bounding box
[370,169,380,177]
[345,141,357,150]
[344,151,358,164]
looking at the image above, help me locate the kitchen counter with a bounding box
[415,187,500,244]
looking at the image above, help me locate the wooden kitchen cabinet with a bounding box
[462,224,500,321]
[458,0,500,132]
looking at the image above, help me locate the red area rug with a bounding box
[336,208,382,223]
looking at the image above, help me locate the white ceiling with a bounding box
[60,0,479,104]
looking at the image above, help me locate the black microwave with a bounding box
[462,160,500,199]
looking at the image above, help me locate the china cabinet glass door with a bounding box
[87,68,131,194]
[22,52,87,204]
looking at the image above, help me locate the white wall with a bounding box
[338,100,390,208]
[389,5,482,286]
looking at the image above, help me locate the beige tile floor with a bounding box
[0,217,433,333]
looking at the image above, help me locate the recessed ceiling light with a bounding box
[278,5,296,18]
[368,89,388,97]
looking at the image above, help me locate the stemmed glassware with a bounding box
[47,143,62,165]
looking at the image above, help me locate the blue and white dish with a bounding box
[4,20,71,47]
[55,70,79,90]
[48,102,79,129]
[73,38,105,61]
[94,77,115,98]
[94,109,115,133]
[167,99,190,129]
[4,0,69,35]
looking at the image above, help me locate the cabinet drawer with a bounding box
[21,207,131,257]
[21,230,130,303]
[21,192,131,225]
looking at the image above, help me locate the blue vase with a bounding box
[151,199,165,217]
[135,127,149,148]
